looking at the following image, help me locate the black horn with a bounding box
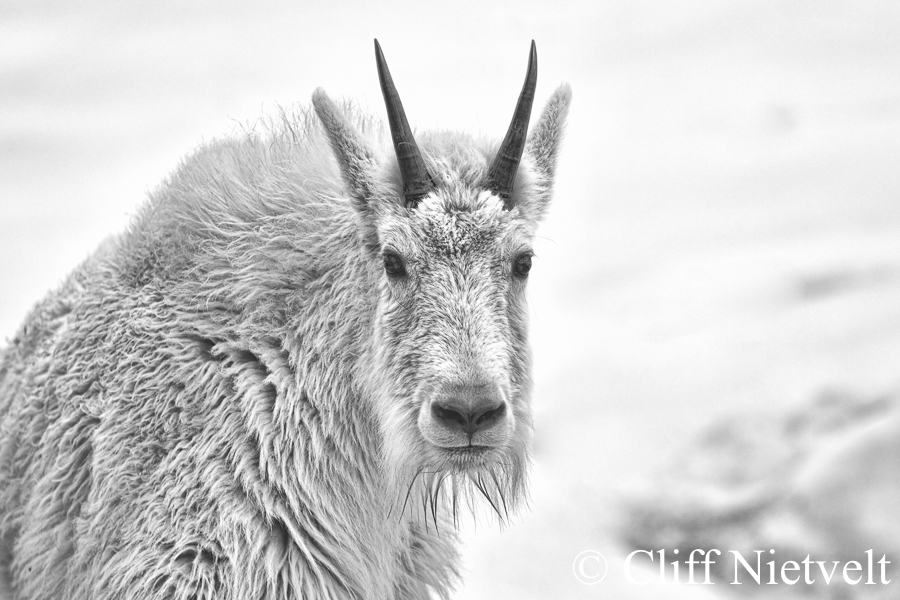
[374,39,435,207]
[486,41,538,207]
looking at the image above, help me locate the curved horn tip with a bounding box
[528,40,537,77]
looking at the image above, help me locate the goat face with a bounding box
[380,188,531,454]
[314,40,570,521]
[371,187,535,520]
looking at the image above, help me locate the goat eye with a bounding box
[382,252,406,277]
[512,253,532,278]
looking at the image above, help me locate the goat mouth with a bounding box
[442,445,492,453]
[435,444,499,467]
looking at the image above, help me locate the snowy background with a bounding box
[3,0,900,598]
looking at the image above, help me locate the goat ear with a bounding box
[520,83,572,221]
[312,88,379,208]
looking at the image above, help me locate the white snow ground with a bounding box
[2,1,899,598]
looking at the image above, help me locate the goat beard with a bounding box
[385,442,530,531]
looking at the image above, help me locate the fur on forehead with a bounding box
[379,130,539,219]
[376,196,534,262]
[378,192,533,257]
[373,132,537,256]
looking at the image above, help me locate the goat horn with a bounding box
[486,40,537,207]
[374,39,435,208]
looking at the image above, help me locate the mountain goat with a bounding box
[0,40,570,599]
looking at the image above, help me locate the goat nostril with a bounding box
[474,402,506,426]
[431,403,467,427]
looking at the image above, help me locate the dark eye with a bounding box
[383,251,407,277]
[513,253,532,278]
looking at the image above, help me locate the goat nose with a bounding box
[431,399,507,436]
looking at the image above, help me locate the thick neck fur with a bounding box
[96,108,462,598]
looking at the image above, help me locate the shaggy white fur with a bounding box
[0,70,570,598]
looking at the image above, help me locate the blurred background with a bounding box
[2,0,900,598]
